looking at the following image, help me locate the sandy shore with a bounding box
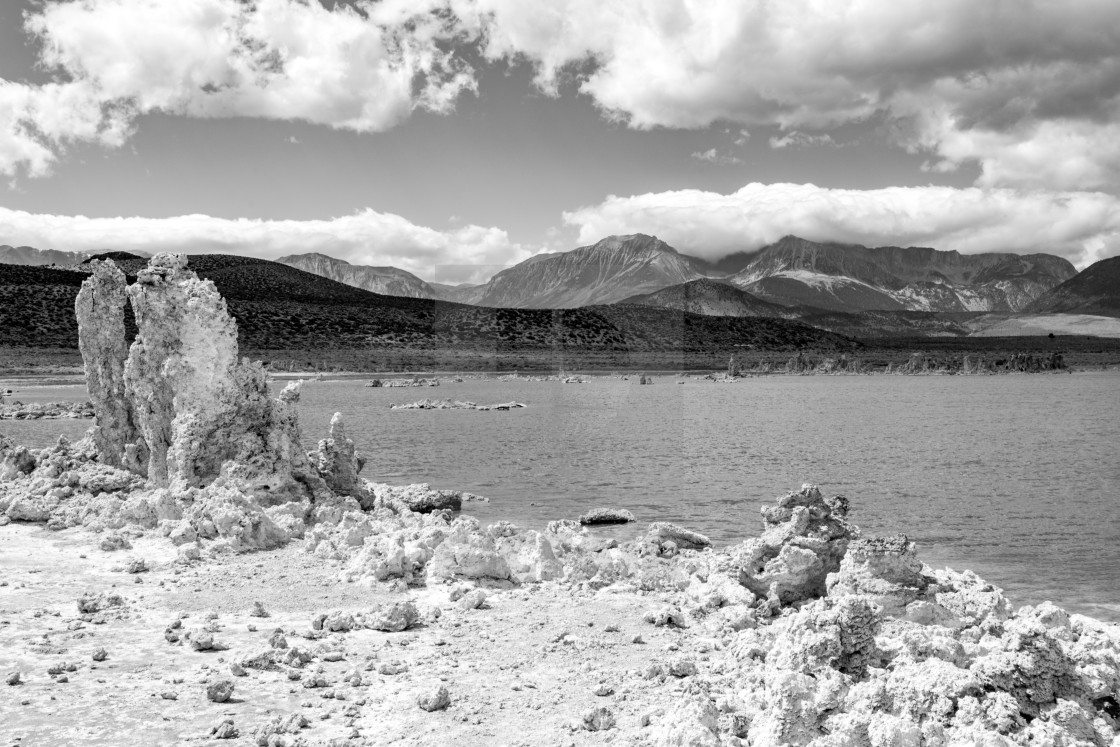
[2,522,726,746]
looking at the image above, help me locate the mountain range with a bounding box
[0,245,95,266]
[725,235,1076,313]
[8,235,1117,331]
[279,233,1077,315]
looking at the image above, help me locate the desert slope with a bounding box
[619,278,798,318]
[277,253,439,299]
[1027,255,1120,317]
[731,235,1075,312]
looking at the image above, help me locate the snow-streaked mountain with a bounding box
[276,253,438,299]
[0,245,93,266]
[1026,255,1120,317]
[729,236,1075,312]
[469,234,707,308]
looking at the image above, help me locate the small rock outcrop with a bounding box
[643,522,711,556]
[732,484,856,607]
[313,413,364,497]
[826,534,933,616]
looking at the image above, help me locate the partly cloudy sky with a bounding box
[2,0,1120,280]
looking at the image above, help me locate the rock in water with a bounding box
[75,260,141,470]
[579,508,636,525]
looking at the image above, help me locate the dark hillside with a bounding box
[0,257,856,355]
[1027,256,1120,317]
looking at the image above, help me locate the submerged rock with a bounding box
[390,398,525,410]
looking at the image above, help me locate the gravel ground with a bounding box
[1,523,711,746]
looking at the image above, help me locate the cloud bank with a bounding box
[3,0,1120,193]
[563,184,1120,268]
[0,206,529,284]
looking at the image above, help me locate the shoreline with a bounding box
[2,364,1116,391]
[3,479,1119,746]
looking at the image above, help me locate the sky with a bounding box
[2,0,1120,283]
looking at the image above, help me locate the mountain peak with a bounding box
[277,252,351,266]
[468,233,699,308]
[591,233,677,255]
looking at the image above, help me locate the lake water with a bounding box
[4,373,1119,621]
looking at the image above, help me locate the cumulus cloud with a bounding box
[1,0,475,177]
[690,148,743,165]
[0,206,531,284]
[5,0,1120,192]
[453,0,1120,190]
[768,131,836,149]
[563,183,1120,268]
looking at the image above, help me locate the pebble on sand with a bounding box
[206,679,235,703]
[417,685,451,712]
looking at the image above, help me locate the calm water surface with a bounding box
[5,373,1119,620]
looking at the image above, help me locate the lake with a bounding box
[4,372,1119,621]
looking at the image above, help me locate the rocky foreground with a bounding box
[2,255,1119,747]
